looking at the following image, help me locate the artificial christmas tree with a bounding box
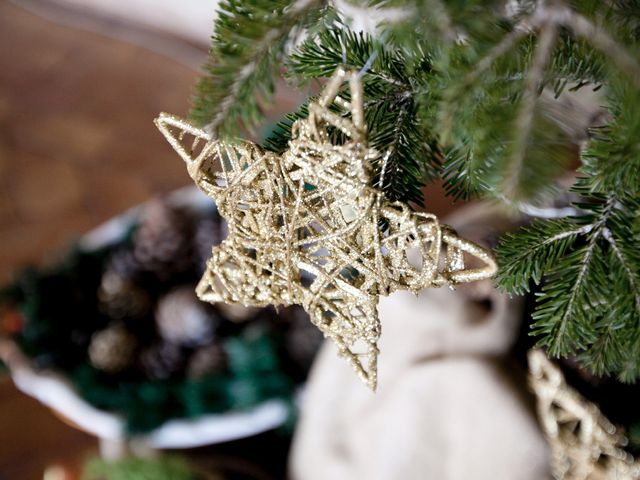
[180,0,640,386]
[162,0,640,477]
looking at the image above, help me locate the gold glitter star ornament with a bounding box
[155,68,497,390]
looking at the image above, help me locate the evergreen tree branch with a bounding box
[499,191,639,374]
[503,20,558,199]
[441,145,483,200]
[546,35,605,96]
[618,340,640,383]
[420,0,457,46]
[579,290,626,376]
[440,26,529,141]
[534,225,603,356]
[581,78,640,196]
[282,25,441,205]
[559,9,640,90]
[195,0,640,380]
[440,2,640,204]
[496,219,591,295]
[603,227,640,317]
[190,0,326,136]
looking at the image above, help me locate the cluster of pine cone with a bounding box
[88,199,322,382]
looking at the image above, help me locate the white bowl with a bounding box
[0,186,291,454]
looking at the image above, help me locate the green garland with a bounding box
[2,227,297,434]
[82,455,195,480]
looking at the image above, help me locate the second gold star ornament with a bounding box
[155,68,497,390]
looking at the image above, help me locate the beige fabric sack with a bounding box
[289,206,551,480]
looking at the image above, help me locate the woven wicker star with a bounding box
[155,68,497,390]
[529,350,640,479]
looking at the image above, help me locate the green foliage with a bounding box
[495,218,585,296]
[82,455,194,480]
[497,194,640,380]
[440,24,601,203]
[264,102,310,154]
[193,0,640,379]
[190,0,328,137]
[547,35,606,96]
[285,26,442,205]
[581,76,640,196]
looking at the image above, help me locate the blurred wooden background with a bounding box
[0,1,200,286]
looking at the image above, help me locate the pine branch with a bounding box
[546,35,605,97]
[367,91,441,205]
[579,247,640,379]
[282,25,442,205]
[618,339,640,383]
[532,226,604,356]
[441,145,483,200]
[495,219,590,295]
[604,194,640,316]
[440,30,575,202]
[438,2,640,203]
[578,285,627,376]
[581,78,640,196]
[264,102,310,153]
[561,9,640,91]
[503,20,558,199]
[499,194,640,376]
[195,0,640,380]
[440,27,527,136]
[190,0,327,137]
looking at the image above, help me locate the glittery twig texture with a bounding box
[529,350,640,479]
[155,68,497,390]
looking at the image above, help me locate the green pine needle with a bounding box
[193,0,640,380]
[283,25,442,205]
[498,195,640,378]
[190,0,327,137]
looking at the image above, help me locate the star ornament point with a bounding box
[155,69,497,391]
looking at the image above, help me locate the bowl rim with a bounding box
[1,186,291,447]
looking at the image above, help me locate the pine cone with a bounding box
[106,248,144,280]
[187,343,227,380]
[98,270,151,320]
[139,342,184,380]
[155,286,218,347]
[88,324,137,373]
[193,210,227,272]
[133,200,193,281]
